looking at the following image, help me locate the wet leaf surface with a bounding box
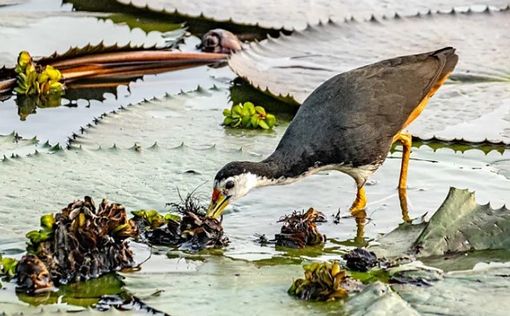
[0,11,172,68]
[229,8,510,144]
[114,0,509,30]
[346,263,510,316]
[370,188,510,258]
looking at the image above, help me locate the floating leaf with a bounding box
[346,264,510,316]
[229,7,510,144]
[113,0,509,30]
[370,188,510,258]
[0,11,176,68]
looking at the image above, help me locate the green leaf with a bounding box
[258,120,269,129]
[266,114,277,127]
[369,188,510,258]
[222,108,231,116]
[232,104,243,116]
[241,115,251,127]
[229,8,510,144]
[0,257,18,278]
[244,102,256,115]
[223,116,233,126]
[164,213,181,222]
[255,106,266,115]
[40,213,55,230]
[241,106,250,117]
[250,115,259,127]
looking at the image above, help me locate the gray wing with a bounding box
[265,48,457,176]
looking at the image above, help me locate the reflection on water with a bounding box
[16,273,124,307]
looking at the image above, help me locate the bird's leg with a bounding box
[393,132,412,223]
[350,185,367,215]
[348,185,367,245]
[354,209,367,246]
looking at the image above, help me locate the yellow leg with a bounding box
[393,132,412,222]
[350,186,367,215]
[354,209,367,246]
[348,185,367,245]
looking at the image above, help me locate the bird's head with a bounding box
[206,161,263,219]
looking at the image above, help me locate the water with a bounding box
[0,0,509,314]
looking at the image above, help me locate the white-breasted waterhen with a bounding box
[207,47,458,224]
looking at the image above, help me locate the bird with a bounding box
[207,47,458,224]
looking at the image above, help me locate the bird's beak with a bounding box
[206,188,230,219]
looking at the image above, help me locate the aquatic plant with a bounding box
[133,193,229,251]
[16,197,138,293]
[275,208,326,248]
[0,255,18,279]
[223,102,276,129]
[288,261,363,301]
[14,51,64,96]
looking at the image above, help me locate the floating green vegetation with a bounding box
[0,255,18,279]
[14,51,64,96]
[132,209,180,229]
[288,261,363,301]
[223,102,276,129]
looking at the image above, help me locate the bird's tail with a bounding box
[432,47,458,83]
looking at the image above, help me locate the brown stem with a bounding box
[49,51,226,69]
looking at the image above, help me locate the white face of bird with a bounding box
[206,173,258,219]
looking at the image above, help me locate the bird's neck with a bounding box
[242,160,306,188]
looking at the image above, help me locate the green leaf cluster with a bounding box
[132,209,180,229]
[25,213,55,248]
[288,261,350,301]
[14,51,64,96]
[0,255,18,279]
[223,102,276,129]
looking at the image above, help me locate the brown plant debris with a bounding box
[343,248,379,272]
[288,261,363,301]
[133,193,229,251]
[16,197,138,293]
[275,208,326,248]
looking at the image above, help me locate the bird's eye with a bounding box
[225,180,235,189]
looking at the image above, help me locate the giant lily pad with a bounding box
[229,7,510,144]
[0,40,231,149]
[346,263,510,316]
[2,82,508,262]
[114,0,509,31]
[370,188,510,258]
[0,11,176,68]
